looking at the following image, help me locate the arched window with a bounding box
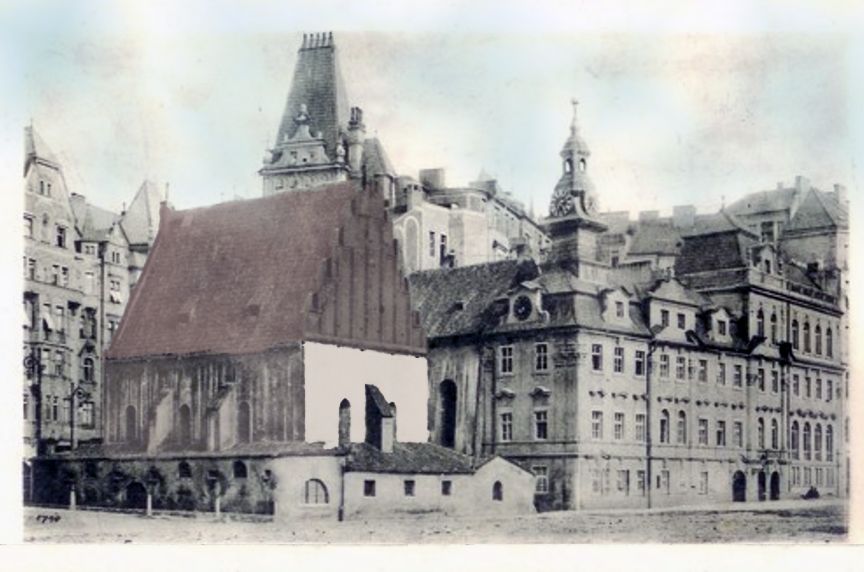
[82,358,94,383]
[791,421,800,460]
[803,423,811,460]
[178,461,192,479]
[492,481,503,501]
[770,313,777,344]
[803,321,811,353]
[757,418,765,449]
[676,411,687,444]
[237,401,251,444]
[579,158,587,172]
[826,425,834,462]
[771,419,778,450]
[815,325,822,355]
[756,309,765,337]
[304,479,329,504]
[338,399,351,447]
[178,404,192,444]
[233,460,247,479]
[814,424,822,461]
[826,327,834,357]
[659,410,670,444]
[125,405,137,443]
[792,320,799,350]
[564,159,573,173]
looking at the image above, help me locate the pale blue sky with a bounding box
[1,1,861,219]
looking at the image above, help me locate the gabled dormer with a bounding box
[705,307,734,343]
[751,243,781,276]
[600,287,633,326]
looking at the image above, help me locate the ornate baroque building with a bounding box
[410,104,849,510]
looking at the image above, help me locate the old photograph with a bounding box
[5,0,858,552]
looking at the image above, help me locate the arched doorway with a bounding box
[125,482,147,509]
[732,471,746,502]
[125,405,137,443]
[439,380,457,448]
[757,471,767,501]
[770,471,780,501]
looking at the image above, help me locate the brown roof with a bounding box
[345,442,475,474]
[108,182,425,359]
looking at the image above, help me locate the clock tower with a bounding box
[545,99,607,268]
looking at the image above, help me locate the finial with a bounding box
[570,98,580,133]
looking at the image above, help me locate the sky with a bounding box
[1,1,862,219]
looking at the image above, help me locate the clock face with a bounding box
[513,295,533,321]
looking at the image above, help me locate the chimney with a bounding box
[419,168,446,190]
[834,183,848,205]
[346,106,365,174]
[364,385,395,453]
[795,175,811,194]
[672,205,696,228]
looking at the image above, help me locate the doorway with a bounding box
[770,471,780,501]
[732,471,746,502]
[125,481,148,509]
[439,380,457,448]
[757,470,767,501]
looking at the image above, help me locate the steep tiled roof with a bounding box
[786,189,849,232]
[107,183,359,359]
[628,223,682,255]
[275,35,350,160]
[69,194,121,241]
[409,260,536,339]
[346,442,475,474]
[676,230,758,276]
[24,125,59,174]
[120,180,163,246]
[726,187,799,216]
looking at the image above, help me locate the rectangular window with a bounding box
[661,309,669,327]
[636,470,646,496]
[771,371,779,393]
[793,374,800,396]
[535,343,548,372]
[718,320,727,336]
[61,266,69,287]
[635,414,646,441]
[534,410,548,440]
[24,215,33,238]
[733,365,743,387]
[441,480,452,496]
[613,346,624,373]
[827,379,833,402]
[676,356,686,380]
[734,421,743,448]
[499,345,513,374]
[816,377,822,400]
[659,354,669,378]
[615,301,624,318]
[699,472,709,495]
[660,470,670,495]
[591,410,603,440]
[591,344,603,371]
[805,376,812,398]
[439,234,447,264]
[634,350,645,376]
[614,412,624,440]
[27,258,36,280]
[698,359,708,382]
[717,363,726,385]
[80,402,94,426]
[364,480,376,497]
[428,231,435,257]
[533,466,549,493]
[716,420,726,447]
[23,394,29,420]
[52,396,59,421]
[616,470,630,495]
[404,480,415,497]
[677,313,686,330]
[500,412,513,442]
[698,418,708,445]
[54,349,65,376]
[56,226,66,248]
[757,369,765,392]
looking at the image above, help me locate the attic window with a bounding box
[764,259,772,274]
[451,301,464,312]
[717,320,727,336]
[615,301,624,318]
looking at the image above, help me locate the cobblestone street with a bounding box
[24,499,847,544]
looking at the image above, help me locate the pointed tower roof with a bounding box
[24,124,60,175]
[120,180,164,246]
[274,32,350,160]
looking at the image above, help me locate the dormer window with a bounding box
[717,320,727,336]
[764,259,771,274]
[615,301,624,318]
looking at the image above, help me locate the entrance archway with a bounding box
[125,481,147,509]
[439,380,457,448]
[732,471,746,502]
[757,471,767,501]
[770,471,780,501]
